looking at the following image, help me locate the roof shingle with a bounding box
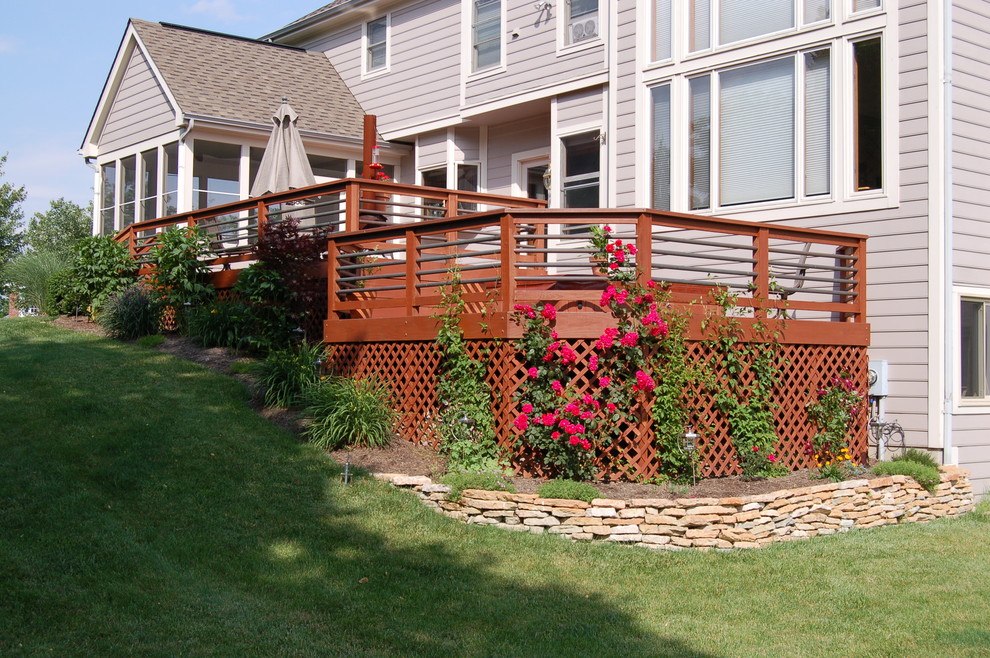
[131,19,365,139]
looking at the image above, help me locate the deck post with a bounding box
[256,201,268,242]
[345,182,360,232]
[754,228,770,319]
[327,239,339,325]
[636,213,652,287]
[405,229,419,316]
[500,214,517,318]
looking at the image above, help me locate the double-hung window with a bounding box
[472,0,501,72]
[565,0,599,46]
[365,17,388,74]
[562,132,601,208]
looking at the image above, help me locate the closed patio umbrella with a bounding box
[250,97,317,197]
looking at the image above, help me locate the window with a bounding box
[120,156,136,228]
[163,142,178,216]
[961,299,990,399]
[673,49,832,210]
[457,163,479,211]
[100,162,116,235]
[853,37,882,192]
[566,0,599,46]
[193,140,240,210]
[472,0,501,71]
[852,0,880,12]
[140,149,158,222]
[561,132,600,208]
[365,17,388,73]
[654,0,672,61]
[309,155,348,180]
[688,0,831,52]
[651,85,671,210]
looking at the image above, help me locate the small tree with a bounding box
[25,198,92,259]
[0,154,27,297]
[71,236,137,314]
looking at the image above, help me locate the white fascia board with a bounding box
[380,114,465,142]
[81,23,182,158]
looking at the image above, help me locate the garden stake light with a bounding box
[683,428,699,485]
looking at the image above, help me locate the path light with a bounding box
[342,455,352,485]
[683,428,699,486]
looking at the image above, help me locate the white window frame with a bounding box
[683,0,835,57]
[558,0,601,54]
[362,14,390,78]
[468,0,505,76]
[955,289,990,410]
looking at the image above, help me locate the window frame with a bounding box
[957,292,990,409]
[684,0,834,57]
[362,15,390,77]
[560,0,601,52]
[470,0,503,74]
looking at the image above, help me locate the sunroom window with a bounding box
[193,140,240,210]
[140,148,158,222]
[100,162,116,235]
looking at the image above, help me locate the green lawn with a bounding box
[1,318,988,657]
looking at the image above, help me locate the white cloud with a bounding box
[184,0,249,23]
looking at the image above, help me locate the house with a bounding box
[82,1,990,496]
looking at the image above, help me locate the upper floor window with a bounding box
[688,0,830,53]
[565,0,599,46]
[472,0,501,72]
[365,16,388,74]
[852,0,881,12]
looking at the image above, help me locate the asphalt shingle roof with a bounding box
[130,19,365,139]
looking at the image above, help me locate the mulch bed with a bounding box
[52,315,853,500]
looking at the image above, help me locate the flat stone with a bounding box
[740,502,765,512]
[619,508,648,518]
[534,497,590,508]
[606,524,640,535]
[517,510,548,519]
[568,517,604,526]
[421,483,451,493]
[462,489,512,501]
[551,507,587,518]
[676,497,720,506]
[684,505,738,515]
[733,510,763,523]
[391,475,433,487]
[572,532,593,541]
[587,507,618,517]
[640,534,672,545]
[548,525,581,534]
[607,534,643,542]
[630,498,677,508]
[508,493,539,503]
[685,528,720,539]
[605,517,644,526]
[679,514,722,527]
[644,514,681,525]
[591,498,626,509]
[718,497,747,506]
[468,516,497,525]
[462,499,514,511]
[497,523,531,532]
[523,516,561,527]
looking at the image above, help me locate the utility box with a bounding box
[869,360,889,397]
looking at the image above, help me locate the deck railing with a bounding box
[326,208,867,345]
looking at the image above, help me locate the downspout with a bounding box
[942,1,955,465]
[84,157,99,236]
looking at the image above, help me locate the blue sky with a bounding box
[0,0,325,222]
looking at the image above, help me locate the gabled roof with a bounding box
[83,19,366,153]
[263,1,366,41]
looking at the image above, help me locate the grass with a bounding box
[1,317,989,656]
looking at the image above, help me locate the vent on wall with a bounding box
[569,16,598,43]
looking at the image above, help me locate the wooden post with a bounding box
[362,115,377,179]
[753,228,770,319]
[345,182,360,232]
[500,214,517,318]
[636,213,652,288]
[405,230,419,316]
[256,201,268,242]
[327,239,339,323]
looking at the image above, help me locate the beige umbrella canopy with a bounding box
[250,97,317,197]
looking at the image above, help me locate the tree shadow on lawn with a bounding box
[0,326,714,657]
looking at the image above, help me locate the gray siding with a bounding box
[612,1,639,207]
[98,47,175,152]
[464,2,605,107]
[486,114,550,196]
[418,129,448,169]
[454,126,481,161]
[306,0,462,136]
[951,0,990,496]
[557,86,602,132]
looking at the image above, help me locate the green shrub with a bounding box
[146,226,214,330]
[536,479,600,503]
[441,470,515,502]
[136,334,166,348]
[872,460,941,494]
[6,251,69,315]
[185,299,252,349]
[99,284,161,340]
[71,236,136,313]
[302,377,396,450]
[233,265,300,352]
[46,268,87,316]
[894,448,941,470]
[259,342,325,408]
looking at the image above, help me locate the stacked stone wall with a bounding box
[378,467,973,550]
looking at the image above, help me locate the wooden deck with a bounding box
[115,180,870,481]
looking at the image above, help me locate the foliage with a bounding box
[24,198,92,259]
[432,270,502,473]
[71,235,137,314]
[589,224,636,282]
[303,376,397,450]
[536,479,600,503]
[185,299,252,349]
[441,469,516,502]
[99,284,161,340]
[232,263,296,351]
[146,226,214,329]
[136,334,166,348]
[254,218,327,324]
[894,448,941,470]
[45,268,87,316]
[5,251,69,315]
[871,460,941,494]
[703,286,786,479]
[259,341,325,409]
[805,373,865,471]
[0,153,27,296]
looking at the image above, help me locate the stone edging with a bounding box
[374,467,974,550]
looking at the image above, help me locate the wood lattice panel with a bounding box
[327,337,868,481]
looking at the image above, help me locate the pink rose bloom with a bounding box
[564,402,580,415]
[540,413,556,426]
[541,304,557,320]
[521,403,533,413]
[551,431,561,440]
[615,239,623,247]
[528,367,539,378]
[604,225,613,233]
[551,331,559,339]
[647,280,657,289]
[605,243,615,253]
[514,414,529,430]
[569,436,580,446]
[599,377,611,388]
[632,370,655,392]
[589,354,599,372]
[580,411,594,420]
[609,262,620,270]
[581,439,592,450]
[620,332,639,347]
[614,250,626,263]
[768,454,778,463]
[606,402,617,413]
[650,321,670,338]
[628,244,637,255]
[752,445,760,452]
[615,289,629,304]
[582,394,595,405]
[551,380,563,393]
[600,286,617,306]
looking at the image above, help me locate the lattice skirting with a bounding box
[327,339,868,481]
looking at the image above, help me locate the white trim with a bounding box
[381,114,463,142]
[511,149,550,198]
[557,0,603,55]
[929,1,948,447]
[464,0,507,77]
[360,13,391,79]
[953,288,990,415]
